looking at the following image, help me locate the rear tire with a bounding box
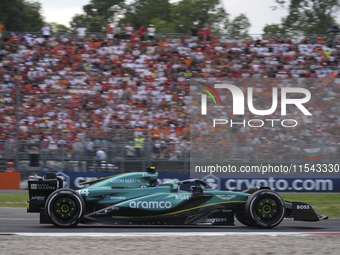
[245,189,285,229]
[45,188,85,227]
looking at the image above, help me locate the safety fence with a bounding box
[1,140,339,176]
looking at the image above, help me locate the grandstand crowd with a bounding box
[0,29,340,161]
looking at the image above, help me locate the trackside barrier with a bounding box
[40,172,340,192]
[0,172,22,190]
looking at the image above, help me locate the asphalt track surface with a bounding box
[0,208,339,233]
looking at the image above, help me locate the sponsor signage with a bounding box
[40,172,340,192]
[30,183,56,191]
[102,195,126,200]
[223,177,336,192]
[129,201,172,209]
[206,218,227,223]
[31,196,45,200]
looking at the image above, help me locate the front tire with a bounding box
[245,189,285,229]
[45,188,85,227]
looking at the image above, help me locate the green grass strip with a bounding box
[0,194,29,208]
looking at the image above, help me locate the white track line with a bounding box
[1,232,339,237]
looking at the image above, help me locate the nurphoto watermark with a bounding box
[190,78,337,178]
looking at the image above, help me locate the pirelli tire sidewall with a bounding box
[245,189,285,229]
[45,188,85,227]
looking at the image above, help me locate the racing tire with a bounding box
[45,188,85,228]
[245,189,285,229]
[235,212,253,226]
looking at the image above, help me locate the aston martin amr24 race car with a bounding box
[27,167,328,228]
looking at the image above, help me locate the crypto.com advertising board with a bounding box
[190,78,340,179]
[41,172,340,192]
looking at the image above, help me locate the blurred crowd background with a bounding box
[2,0,340,174]
[1,30,340,174]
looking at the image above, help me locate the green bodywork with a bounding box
[76,172,293,218]
[27,170,325,227]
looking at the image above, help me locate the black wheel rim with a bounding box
[53,197,77,221]
[255,197,279,221]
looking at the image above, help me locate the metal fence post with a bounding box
[15,70,20,175]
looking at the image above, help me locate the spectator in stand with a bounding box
[27,146,40,167]
[113,24,121,39]
[96,147,107,169]
[138,26,147,41]
[199,28,206,42]
[211,35,219,43]
[159,141,168,159]
[147,24,156,40]
[205,25,212,41]
[120,24,126,39]
[125,141,135,158]
[134,135,145,158]
[0,31,340,164]
[72,139,83,157]
[40,23,51,40]
[76,25,87,38]
[106,23,114,40]
[0,22,6,40]
[48,141,58,157]
[131,30,137,41]
[189,26,198,41]
[125,23,134,40]
[152,138,162,158]
[6,162,15,172]
[86,138,94,157]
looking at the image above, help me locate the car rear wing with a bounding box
[27,173,63,213]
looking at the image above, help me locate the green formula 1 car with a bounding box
[27,167,328,228]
